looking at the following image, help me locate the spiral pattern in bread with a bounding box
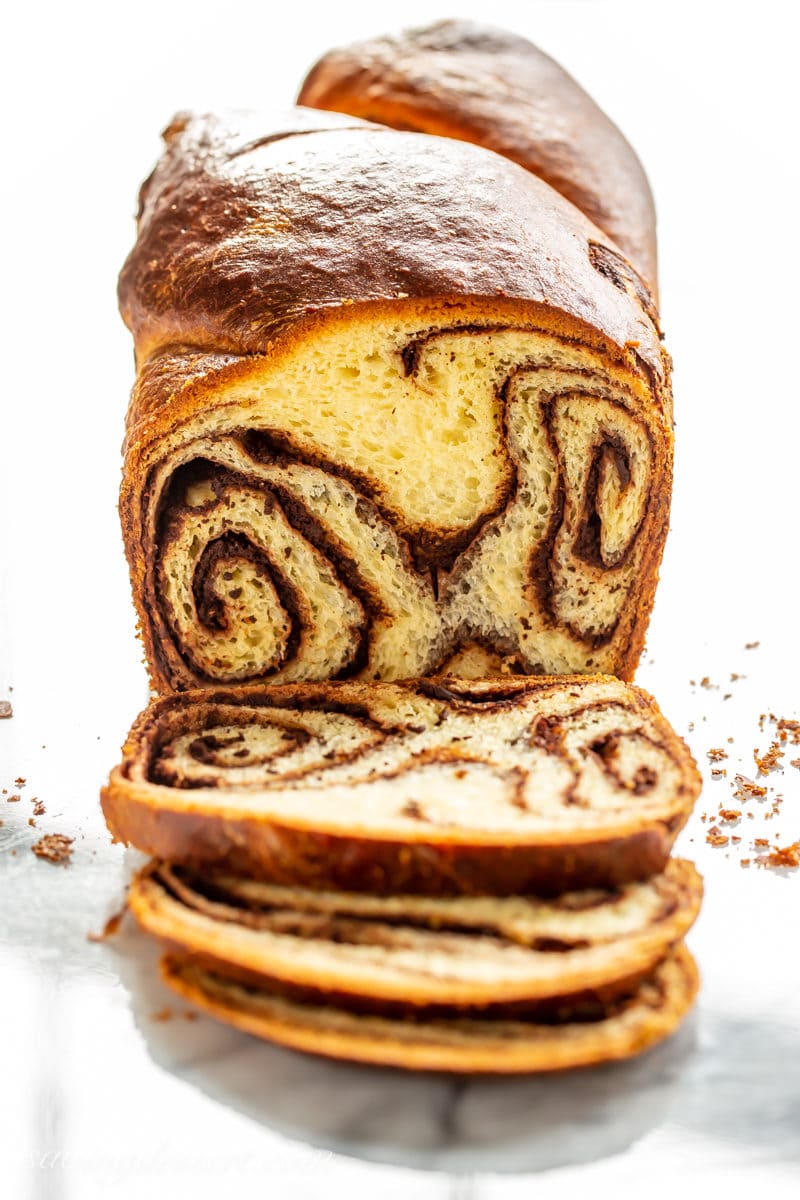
[102,676,700,894]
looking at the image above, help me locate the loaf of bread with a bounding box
[102,677,700,894]
[119,106,671,692]
[109,36,701,1073]
[159,945,698,1073]
[298,19,658,293]
[129,857,701,1008]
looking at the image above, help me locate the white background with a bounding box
[1,1,799,1196]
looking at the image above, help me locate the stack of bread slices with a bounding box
[104,676,702,1072]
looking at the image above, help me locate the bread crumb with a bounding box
[754,741,784,775]
[732,774,768,801]
[87,907,126,943]
[0,701,12,719]
[756,841,800,869]
[31,834,74,865]
[706,826,729,847]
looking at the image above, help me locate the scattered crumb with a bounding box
[744,641,760,650]
[732,775,767,801]
[31,834,74,865]
[754,741,784,776]
[6,794,21,803]
[711,768,728,779]
[151,1008,172,1023]
[740,859,752,868]
[707,748,728,762]
[0,701,12,719]
[777,718,800,745]
[87,907,127,943]
[32,799,45,816]
[758,841,800,868]
[14,778,26,787]
[706,826,729,847]
[719,808,741,822]
[28,817,36,828]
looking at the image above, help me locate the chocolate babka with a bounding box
[159,944,698,1073]
[298,19,658,291]
[102,677,700,894]
[109,38,701,1072]
[119,106,670,692]
[129,857,701,1008]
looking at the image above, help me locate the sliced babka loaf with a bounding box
[129,857,701,1008]
[119,106,670,691]
[102,676,700,894]
[298,20,658,292]
[159,944,698,1073]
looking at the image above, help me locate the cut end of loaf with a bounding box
[124,307,671,693]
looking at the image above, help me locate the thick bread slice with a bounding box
[102,676,700,894]
[159,944,699,1073]
[298,20,658,291]
[120,108,670,691]
[129,858,701,1007]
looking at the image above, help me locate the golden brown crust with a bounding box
[119,109,663,373]
[298,20,658,292]
[159,944,699,1073]
[101,676,701,895]
[127,857,702,1007]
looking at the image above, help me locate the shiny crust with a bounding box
[101,676,701,895]
[159,944,699,1073]
[128,857,702,1006]
[298,20,658,292]
[119,108,666,411]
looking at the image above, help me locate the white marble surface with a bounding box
[2,1,800,1194]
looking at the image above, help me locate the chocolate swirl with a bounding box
[102,677,701,895]
[135,324,665,691]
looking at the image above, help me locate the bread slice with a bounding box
[102,676,700,894]
[298,20,658,291]
[129,857,701,1008]
[119,108,671,692]
[159,944,699,1073]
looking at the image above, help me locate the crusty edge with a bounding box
[159,944,699,1073]
[128,858,702,1004]
[101,677,700,895]
[103,781,691,895]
